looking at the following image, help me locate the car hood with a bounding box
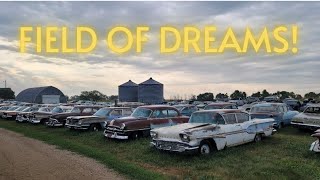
[110,116,146,126]
[69,115,102,120]
[152,123,214,139]
[51,112,82,119]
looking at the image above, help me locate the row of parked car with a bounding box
[0,101,319,154]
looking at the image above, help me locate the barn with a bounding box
[16,86,67,104]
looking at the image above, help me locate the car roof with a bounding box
[195,109,242,114]
[207,102,235,106]
[102,107,132,109]
[138,105,179,110]
[252,103,284,107]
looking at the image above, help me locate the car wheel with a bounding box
[254,134,262,142]
[130,132,139,140]
[278,123,283,129]
[89,124,99,132]
[199,141,211,155]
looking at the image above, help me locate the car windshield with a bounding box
[189,112,220,124]
[93,108,111,117]
[52,107,63,113]
[204,105,223,110]
[38,107,49,112]
[7,106,19,111]
[21,107,31,112]
[131,107,152,118]
[286,100,298,105]
[174,106,185,111]
[15,107,27,111]
[251,106,277,113]
[0,106,9,110]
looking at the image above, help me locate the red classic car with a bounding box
[104,105,189,140]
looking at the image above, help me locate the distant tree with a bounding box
[0,88,15,99]
[197,92,214,101]
[251,91,261,98]
[230,90,246,99]
[79,90,108,102]
[69,95,80,101]
[108,95,118,102]
[190,94,197,101]
[296,94,303,100]
[261,89,270,98]
[304,92,319,100]
[216,93,229,99]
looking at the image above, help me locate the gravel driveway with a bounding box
[0,128,125,180]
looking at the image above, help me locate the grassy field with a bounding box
[0,119,319,180]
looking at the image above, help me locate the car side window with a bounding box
[168,109,179,117]
[82,108,92,113]
[236,113,249,123]
[223,114,237,124]
[278,106,284,113]
[224,105,232,109]
[215,114,226,124]
[110,110,122,116]
[232,105,237,109]
[92,108,99,113]
[122,109,132,116]
[152,110,168,118]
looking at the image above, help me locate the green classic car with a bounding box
[291,104,320,130]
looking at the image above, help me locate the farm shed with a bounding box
[16,86,67,104]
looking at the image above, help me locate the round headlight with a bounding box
[120,123,126,130]
[150,131,158,138]
[180,134,190,142]
[78,120,82,124]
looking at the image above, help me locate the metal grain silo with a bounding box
[118,80,138,102]
[138,78,164,104]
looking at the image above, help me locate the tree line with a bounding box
[195,90,320,101]
[68,90,118,102]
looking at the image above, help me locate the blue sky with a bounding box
[0,2,319,98]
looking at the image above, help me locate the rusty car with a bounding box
[46,105,102,127]
[150,109,275,155]
[291,104,320,131]
[104,105,189,140]
[28,105,71,124]
[15,107,39,122]
[65,107,132,131]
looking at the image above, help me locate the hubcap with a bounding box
[201,144,210,154]
[93,126,98,131]
[255,135,261,142]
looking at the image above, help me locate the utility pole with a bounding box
[4,80,6,88]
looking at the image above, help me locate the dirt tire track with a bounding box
[0,128,125,180]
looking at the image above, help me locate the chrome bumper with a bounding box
[29,118,41,124]
[103,130,128,140]
[150,140,198,153]
[310,140,320,152]
[16,116,29,122]
[65,124,89,130]
[46,119,64,127]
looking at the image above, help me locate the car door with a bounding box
[222,113,244,147]
[236,113,253,142]
[303,107,320,126]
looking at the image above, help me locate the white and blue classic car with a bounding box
[250,103,299,128]
[150,109,275,155]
